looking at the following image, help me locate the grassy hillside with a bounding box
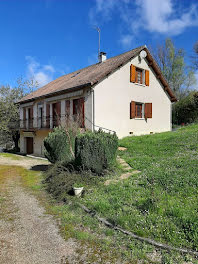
[83,124,198,251]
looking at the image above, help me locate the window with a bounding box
[27,107,33,128]
[130,101,152,119]
[130,64,149,86]
[135,103,143,118]
[38,107,43,128]
[73,97,84,128]
[65,100,70,125]
[52,102,61,127]
[46,104,50,128]
[136,68,143,84]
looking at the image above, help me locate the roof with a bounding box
[19,46,177,103]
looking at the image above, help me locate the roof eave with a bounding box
[19,82,91,105]
[144,48,177,103]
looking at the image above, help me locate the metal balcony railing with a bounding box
[19,115,65,130]
[9,115,116,134]
[20,117,50,130]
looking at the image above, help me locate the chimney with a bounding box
[99,52,107,63]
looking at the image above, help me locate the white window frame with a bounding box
[134,102,145,119]
[135,68,145,85]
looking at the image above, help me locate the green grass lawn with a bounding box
[81,124,198,252]
[0,153,22,160]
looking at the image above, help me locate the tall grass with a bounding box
[82,124,198,250]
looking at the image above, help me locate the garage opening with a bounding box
[26,137,33,154]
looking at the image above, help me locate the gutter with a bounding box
[19,82,92,105]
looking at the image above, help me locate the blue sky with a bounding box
[0,0,198,88]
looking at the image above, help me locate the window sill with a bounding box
[133,83,146,87]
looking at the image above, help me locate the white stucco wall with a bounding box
[20,130,49,157]
[19,88,93,156]
[84,88,93,130]
[19,131,25,154]
[34,130,49,156]
[94,55,172,138]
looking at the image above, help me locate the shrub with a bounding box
[75,130,118,174]
[44,127,75,163]
[173,91,198,125]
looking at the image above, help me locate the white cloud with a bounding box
[119,35,133,49]
[88,53,98,65]
[43,65,55,73]
[25,56,55,87]
[135,0,198,35]
[90,0,198,48]
[89,0,117,24]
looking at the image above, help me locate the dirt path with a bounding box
[0,154,50,169]
[0,155,77,264]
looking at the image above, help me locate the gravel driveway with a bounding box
[0,154,50,169]
[0,155,77,264]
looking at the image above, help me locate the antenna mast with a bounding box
[94,26,101,61]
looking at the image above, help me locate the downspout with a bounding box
[91,87,95,131]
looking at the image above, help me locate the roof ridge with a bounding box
[19,45,149,103]
[61,45,145,77]
[103,45,145,62]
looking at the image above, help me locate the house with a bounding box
[18,46,177,156]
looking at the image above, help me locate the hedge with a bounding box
[75,130,118,174]
[44,127,75,163]
[173,91,198,125]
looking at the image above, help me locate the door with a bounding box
[28,107,33,128]
[52,102,61,127]
[26,137,33,154]
[73,98,84,128]
[46,104,50,128]
[39,107,43,128]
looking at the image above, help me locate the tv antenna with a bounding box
[93,26,101,60]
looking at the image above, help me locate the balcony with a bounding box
[19,116,63,130]
[18,113,85,131]
[20,118,34,130]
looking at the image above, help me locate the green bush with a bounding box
[173,91,198,125]
[75,130,118,174]
[44,127,75,163]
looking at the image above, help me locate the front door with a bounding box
[26,137,33,154]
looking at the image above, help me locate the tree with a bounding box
[192,41,198,70]
[153,38,196,99]
[0,78,38,151]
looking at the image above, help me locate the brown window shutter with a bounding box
[130,65,136,83]
[130,101,135,119]
[145,103,152,118]
[79,97,85,128]
[145,70,149,86]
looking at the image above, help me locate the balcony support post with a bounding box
[26,108,28,129]
[43,101,47,128]
[50,103,53,129]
